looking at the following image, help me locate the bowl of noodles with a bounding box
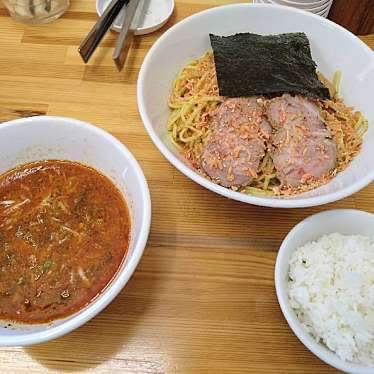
[137,3,374,208]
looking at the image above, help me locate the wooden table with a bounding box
[0,1,373,373]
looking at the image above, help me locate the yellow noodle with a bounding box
[333,70,342,98]
[168,53,368,196]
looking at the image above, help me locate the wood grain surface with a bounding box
[0,1,373,373]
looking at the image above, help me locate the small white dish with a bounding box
[137,3,374,208]
[0,116,151,346]
[274,0,332,10]
[281,0,330,4]
[317,2,333,17]
[96,0,174,34]
[264,0,332,12]
[275,209,374,373]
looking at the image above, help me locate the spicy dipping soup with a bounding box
[0,160,130,323]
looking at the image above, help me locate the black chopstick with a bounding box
[78,0,129,63]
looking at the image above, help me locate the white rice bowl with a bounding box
[288,233,374,365]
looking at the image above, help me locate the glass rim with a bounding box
[3,0,68,6]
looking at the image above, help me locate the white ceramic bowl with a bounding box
[282,0,330,4]
[255,0,332,17]
[0,116,151,346]
[275,209,374,373]
[96,0,174,34]
[137,4,374,208]
[269,0,331,10]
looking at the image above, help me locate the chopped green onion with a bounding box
[42,259,52,271]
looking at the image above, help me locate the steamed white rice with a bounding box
[288,233,374,365]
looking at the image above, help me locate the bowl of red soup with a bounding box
[0,116,151,346]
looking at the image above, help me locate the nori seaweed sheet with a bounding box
[209,32,330,100]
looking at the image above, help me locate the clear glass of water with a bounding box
[2,0,70,24]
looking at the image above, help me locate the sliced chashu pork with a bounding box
[201,97,268,187]
[266,94,336,187]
